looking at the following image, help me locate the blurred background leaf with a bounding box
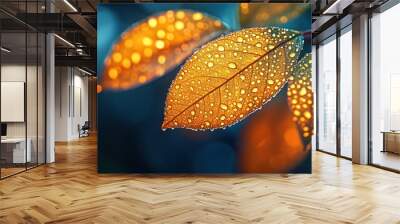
[288,53,313,141]
[240,92,310,173]
[100,10,225,91]
[239,3,309,29]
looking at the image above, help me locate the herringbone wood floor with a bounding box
[1,135,400,224]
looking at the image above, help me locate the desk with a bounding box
[1,138,31,163]
[382,131,400,154]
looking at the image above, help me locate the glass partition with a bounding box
[371,3,400,171]
[0,1,46,179]
[1,29,28,177]
[317,35,337,154]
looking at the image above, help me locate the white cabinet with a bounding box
[1,138,32,163]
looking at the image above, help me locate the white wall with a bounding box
[55,67,89,141]
[55,67,70,141]
[1,65,26,140]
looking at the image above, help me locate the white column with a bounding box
[55,67,73,141]
[352,14,369,164]
[46,32,55,163]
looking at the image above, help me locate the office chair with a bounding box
[79,121,90,138]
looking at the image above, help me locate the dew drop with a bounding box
[158,55,166,64]
[207,62,214,67]
[108,68,118,80]
[148,18,158,28]
[122,59,131,69]
[174,21,185,30]
[155,40,165,49]
[240,89,245,95]
[237,37,243,42]
[304,111,312,119]
[252,87,258,93]
[176,11,185,19]
[299,87,307,96]
[192,12,203,21]
[218,45,225,51]
[289,52,296,58]
[220,115,226,121]
[142,37,153,46]
[191,111,195,116]
[237,103,242,108]
[157,29,166,39]
[228,62,237,69]
[112,52,122,63]
[239,75,245,80]
[220,104,228,110]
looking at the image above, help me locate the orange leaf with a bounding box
[101,10,225,90]
[288,53,313,139]
[239,97,309,173]
[162,27,304,130]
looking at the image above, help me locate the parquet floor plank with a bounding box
[1,135,400,223]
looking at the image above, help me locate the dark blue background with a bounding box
[97,3,312,173]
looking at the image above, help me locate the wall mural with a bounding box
[97,3,312,173]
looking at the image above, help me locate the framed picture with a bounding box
[97,3,312,173]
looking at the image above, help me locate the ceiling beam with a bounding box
[55,55,96,72]
[322,0,356,14]
[67,13,97,38]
